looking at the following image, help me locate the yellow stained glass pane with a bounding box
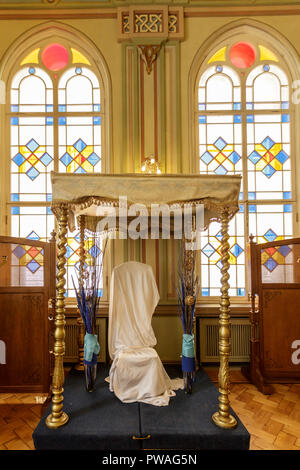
[261,251,270,264]
[255,144,267,156]
[67,146,79,159]
[81,160,93,172]
[270,143,282,156]
[27,155,39,166]
[272,251,284,264]
[66,161,78,173]
[270,159,282,171]
[256,159,267,171]
[228,253,236,265]
[81,146,93,158]
[20,48,40,65]
[216,153,226,164]
[71,48,91,65]
[259,45,278,62]
[208,145,219,156]
[207,46,227,64]
[19,146,31,158]
[19,161,31,173]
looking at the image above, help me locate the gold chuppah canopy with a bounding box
[47,171,241,430]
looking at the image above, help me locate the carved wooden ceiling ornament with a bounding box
[138,44,161,74]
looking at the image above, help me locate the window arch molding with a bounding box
[188,19,300,232]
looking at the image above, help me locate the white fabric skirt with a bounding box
[108,347,183,407]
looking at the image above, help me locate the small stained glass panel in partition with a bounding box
[247,114,291,200]
[198,65,240,111]
[11,67,53,114]
[58,116,101,174]
[11,117,54,202]
[200,207,245,297]
[0,242,44,287]
[260,243,300,284]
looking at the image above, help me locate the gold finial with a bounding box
[141,155,161,174]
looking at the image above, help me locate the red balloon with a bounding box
[42,43,69,71]
[229,42,256,69]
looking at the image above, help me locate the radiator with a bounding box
[199,318,251,363]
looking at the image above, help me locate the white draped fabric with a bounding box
[108,261,183,406]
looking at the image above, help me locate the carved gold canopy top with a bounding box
[50,172,241,232]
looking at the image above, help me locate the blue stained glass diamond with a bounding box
[40,152,53,167]
[27,231,40,240]
[214,137,227,151]
[13,245,26,259]
[215,165,227,175]
[228,151,241,164]
[261,136,275,150]
[201,288,209,296]
[74,232,87,242]
[276,150,289,164]
[26,259,40,274]
[60,152,73,167]
[89,245,101,258]
[278,245,291,257]
[74,166,87,174]
[248,150,261,165]
[13,152,26,167]
[215,231,222,241]
[66,246,74,259]
[264,229,277,242]
[87,152,100,166]
[26,138,39,153]
[200,151,213,165]
[230,244,243,258]
[262,164,276,178]
[26,167,40,181]
[202,243,215,258]
[74,139,87,152]
[264,258,278,272]
[216,260,223,270]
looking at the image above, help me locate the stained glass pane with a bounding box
[246,65,288,109]
[42,43,69,71]
[260,242,300,284]
[199,116,242,180]
[59,67,100,112]
[229,42,256,69]
[200,208,245,297]
[247,115,291,199]
[58,116,101,173]
[11,117,53,201]
[11,68,53,113]
[11,206,54,241]
[248,204,293,244]
[198,65,240,111]
[1,242,45,287]
[65,231,103,298]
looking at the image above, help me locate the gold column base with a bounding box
[46,411,69,429]
[74,363,85,371]
[212,412,237,429]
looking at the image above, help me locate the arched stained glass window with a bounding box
[197,40,293,298]
[9,42,105,296]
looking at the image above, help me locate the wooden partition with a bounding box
[0,235,56,392]
[242,236,300,394]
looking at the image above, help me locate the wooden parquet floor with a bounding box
[0,370,299,450]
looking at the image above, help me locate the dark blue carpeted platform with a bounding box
[33,365,250,450]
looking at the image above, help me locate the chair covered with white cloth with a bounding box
[108,261,183,406]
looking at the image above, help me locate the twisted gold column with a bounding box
[75,215,85,371]
[46,206,69,429]
[212,209,237,429]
